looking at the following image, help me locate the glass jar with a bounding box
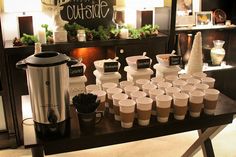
[77,30,86,42]
[210,40,225,65]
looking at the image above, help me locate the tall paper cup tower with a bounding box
[187,32,203,74]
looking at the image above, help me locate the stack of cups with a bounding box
[91,90,107,114]
[136,79,150,90]
[165,86,181,112]
[189,90,205,117]
[142,83,157,96]
[173,92,189,120]
[124,85,140,98]
[86,84,101,93]
[107,87,122,114]
[112,93,129,121]
[136,97,153,126]
[156,95,172,123]
[102,82,118,108]
[119,99,136,128]
[119,80,134,92]
[201,77,215,88]
[204,89,220,115]
[149,89,165,115]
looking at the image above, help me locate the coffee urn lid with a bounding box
[25,51,70,67]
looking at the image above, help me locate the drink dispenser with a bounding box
[16,51,77,138]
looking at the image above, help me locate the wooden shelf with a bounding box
[175,25,236,33]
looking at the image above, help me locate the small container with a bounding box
[77,29,86,42]
[210,40,225,65]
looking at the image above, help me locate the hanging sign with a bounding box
[60,0,114,29]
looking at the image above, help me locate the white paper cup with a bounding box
[107,87,122,114]
[157,81,172,91]
[91,90,106,112]
[119,81,134,91]
[151,76,165,85]
[201,77,215,88]
[189,90,205,117]
[179,73,192,81]
[149,89,165,115]
[136,79,150,89]
[130,91,147,102]
[86,84,101,93]
[204,89,220,115]
[173,92,189,120]
[102,82,118,91]
[187,78,201,86]
[156,95,172,123]
[136,97,153,126]
[165,87,181,97]
[194,83,209,92]
[142,83,157,96]
[119,99,136,128]
[112,93,129,121]
[192,72,207,79]
[181,84,196,95]
[124,85,140,98]
[165,75,179,84]
[173,79,187,88]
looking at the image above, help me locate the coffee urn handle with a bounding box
[16,59,27,70]
[67,57,78,67]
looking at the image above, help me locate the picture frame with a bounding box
[195,11,213,26]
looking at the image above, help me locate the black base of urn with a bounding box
[34,119,70,139]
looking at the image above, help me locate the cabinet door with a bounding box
[116,37,167,80]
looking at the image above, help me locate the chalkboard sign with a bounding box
[169,56,181,66]
[60,0,115,29]
[69,66,84,77]
[137,59,151,69]
[104,62,118,73]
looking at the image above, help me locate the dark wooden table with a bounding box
[22,94,236,157]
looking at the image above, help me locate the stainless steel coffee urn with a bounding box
[16,51,77,138]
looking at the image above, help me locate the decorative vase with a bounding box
[210,40,225,65]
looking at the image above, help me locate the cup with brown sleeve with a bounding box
[112,93,128,121]
[136,97,153,126]
[189,90,205,117]
[91,90,106,114]
[119,99,136,128]
[203,89,220,115]
[149,89,165,115]
[106,87,122,114]
[173,92,189,120]
[156,95,172,123]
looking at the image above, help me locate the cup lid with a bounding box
[124,85,140,92]
[136,97,153,104]
[204,88,220,95]
[130,91,147,98]
[107,87,122,94]
[102,82,117,89]
[142,83,157,90]
[173,92,189,99]
[112,93,128,101]
[136,79,150,85]
[119,99,136,107]
[189,90,205,97]
[156,95,172,102]
[201,77,215,82]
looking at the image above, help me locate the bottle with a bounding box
[77,30,86,42]
[210,40,225,65]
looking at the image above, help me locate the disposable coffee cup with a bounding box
[102,82,118,91]
[179,73,192,81]
[130,91,147,102]
[186,78,201,86]
[119,99,136,128]
[119,81,134,91]
[142,83,157,96]
[107,87,122,114]
[204,89,220,115]
[156,95,172,123]
[201,77,215,88]
[86,84,101,93]
[157,81,172,91]
[173,79,187,88]
[151,76,165,86]
[165,75,179,84]
[91,90,106,113]
[124,85,140,98]
[112,93,128,121]
[194,83,209,92]
[149,89,165,115]
[165,87,181,97]
[136,79,150,90]
[136,97,153,126]
[192,72,207,80]
[173,92,189,120]
[189,90,205,117]
[181,84,196,95]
